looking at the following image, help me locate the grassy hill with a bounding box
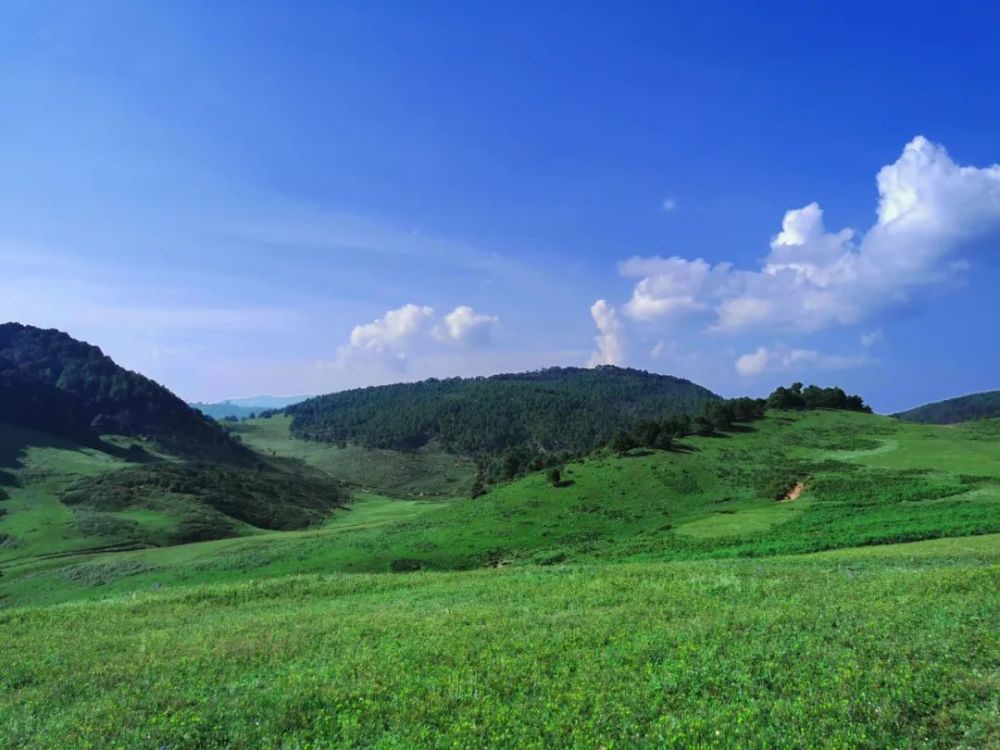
[0,325,350,561]
[894,389,1000,424]
[286,366,719,453]
[3,391,998,747]
[229,414,476,498]
[0,420,346,569]
[4,410,997,608]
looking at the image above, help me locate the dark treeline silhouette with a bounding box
[0,323,247,460]
[893,390,1000,425]
[766,382,871,413]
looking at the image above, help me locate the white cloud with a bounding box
[435,305,499,344]
[587,299,625,367]
[617,137,1000,336]
[734,347,770,376]
[735,346,866,377]
[661,197,677,212]
[342,303,499,366]
[348,304,435,357]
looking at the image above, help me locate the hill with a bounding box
[0,325,347,557]
[191,401,261,421]
[287,366,719,454]
[894,389,1000,424]
[2,409,998,747]
[5,409,997,607]
[0,323,243,458]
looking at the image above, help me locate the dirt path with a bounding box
[782,482,806,502]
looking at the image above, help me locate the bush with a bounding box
[389,558,423,573]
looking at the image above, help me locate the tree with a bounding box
[470,474,487,499]
[652,430,673,451]
[611,430,637,455]
[693,415,716,436]
[547,467,562,486]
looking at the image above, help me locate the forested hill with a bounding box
[0,323,244,458]
[894,390,1000,424]
[286,366,719,453]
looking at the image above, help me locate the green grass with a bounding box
[2,410,999,746]
[230,415,476,498]
[2,535,997,749]
[0,424,135,563]
[4,409,999,609]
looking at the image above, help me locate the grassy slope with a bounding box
[2,412,999,747]
[2,535,997,749]
[0,424,158,563]
[0,420,345,578]
[4,410,998,608]
[230,415,476,498]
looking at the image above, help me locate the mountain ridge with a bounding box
[894,389,1000,424]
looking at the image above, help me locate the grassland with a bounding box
[2,535,997,749]
[2,410,998,747]
[230,415,476,498]
[3,410,998,609]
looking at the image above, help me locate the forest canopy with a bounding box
[286,366,719,454]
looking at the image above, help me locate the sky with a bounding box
[2,1,1000,412]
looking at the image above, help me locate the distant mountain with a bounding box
[894,390,1000,424]
[0,323,245,458]
[191,395,310,420]
[287,366,719,454]
[228,395,312,409]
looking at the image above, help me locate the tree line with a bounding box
[606,383,870,456]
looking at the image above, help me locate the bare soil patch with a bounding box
[782,482,806,502]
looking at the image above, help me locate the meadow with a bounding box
[1,410,999,747]
[2,535,997,748]
[2,410,999,608]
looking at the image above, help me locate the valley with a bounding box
[0,325,997,748]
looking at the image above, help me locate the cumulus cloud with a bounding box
[348,304,436,356]
[735,346,866,377]
[587,299,625,367]
[343,303,499,365]
[619,137,1000,336]
[435,305,499,344]
[661,197,677,212]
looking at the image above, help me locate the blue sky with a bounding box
[2,1,999,411]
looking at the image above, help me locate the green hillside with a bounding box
[0,420,345,569]
[2,405,999,747]
[286,366,719,453]
[3,536,997,748]
[229,414,476,498]
[0,326,351,562]
[894,389,1000,424]
[4,410,997,608]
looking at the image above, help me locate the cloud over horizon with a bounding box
[590,136,1000,376]
[341,303,500,367]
